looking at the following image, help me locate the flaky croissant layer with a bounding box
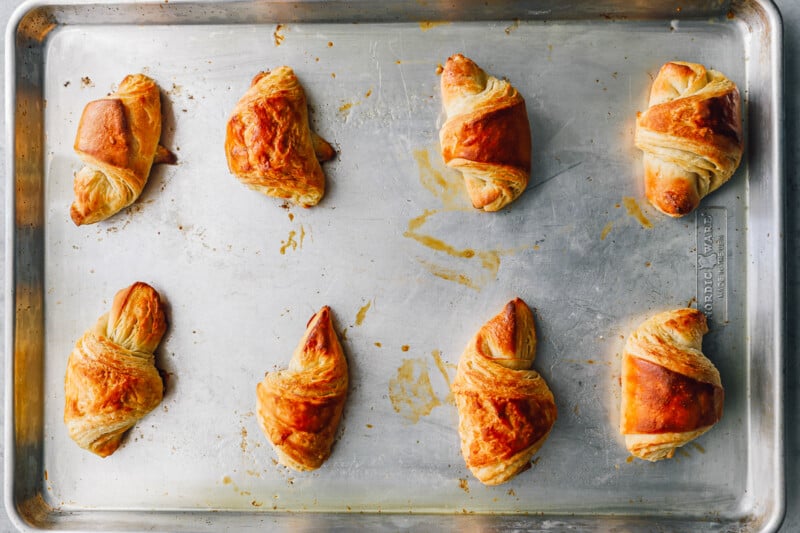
[225,67,335,208]
[256,306,348,471]
[452,298,557,485]
[64,282,167,457]
[620,308,724,461]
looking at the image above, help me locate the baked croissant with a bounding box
[439,54,532,212]
[451,298,557,485]
[71,74,176,225]
[256,306,348,471]
[634,61,743,217]
[64,282,167,457]
[620,308,724,461]
[225,67,335,207]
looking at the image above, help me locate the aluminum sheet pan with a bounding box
[4,1,784,531]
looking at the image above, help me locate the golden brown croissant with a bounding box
[634,61,743,217]
[620,308,724,461]
[451,298,557,485]
[64,282,167,457]
[256,306,348,471]
[225,67,335,208]
[71,74,176,226]
[439,54,532,212]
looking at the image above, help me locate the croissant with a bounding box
[634,61,743,217]
[451,298,557,485]
[225,67,335,208]
[71,74,176,225]
[256,306,348,471]
[620,308,724,461]
[439,54,532,212]
[64,282,167,457]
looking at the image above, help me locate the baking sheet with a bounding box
[5,1,784,531]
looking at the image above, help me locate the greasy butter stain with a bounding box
[273,24,286,46]
[374,342,382,348]
[626,455,635,463]
[418,259,479,290]
[504,19,521,34]
[240,427,248,453]
[413,149,468,210]
[355,300,371,325]
[365,89,372,98]
[677,448,691,458]
[280,230,298,254]
[691,442,706,453]
[222,476,251,497]
[405,210,477,260]
[401,345,410,352]
[406,147,535,290]
[279,225,305,254]
[338,102,354,113]
[458,478,470,493]
[600,221,613,240]
[622,197,653,229]
[419,21,451,31]
[388,358,441,423]
[404,209,501,289]
[431,349,455,403]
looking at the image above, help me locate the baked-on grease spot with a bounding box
[374,342,382,348]
[458,478,470,493]
[388,358,441,423]
[626,455,635,463]
[600,221,613,240]
[240,427,248,452]
[327,41,333,47]
[504,19,521,34]
[279,225,305,255]
[355,300,371,325]
[622,197,653,228]
[401,345,410,352]
[80,76,94,88]
[431,349,455,404]
[406,148,535,290]
[419,21,451,31]
[691,442,706,453]
[273,24,286,46]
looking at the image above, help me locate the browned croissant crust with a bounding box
[64,282,167,457]
[71,74,176,226]
[635,61,743,217]
[620,308,724,461]
[451,298,557,485]
[256,306,348,471]
[225,67,335,208]
[439,54,532,212]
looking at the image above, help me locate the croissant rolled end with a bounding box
[107,282,167,353]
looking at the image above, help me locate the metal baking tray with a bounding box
[4,0,784,531]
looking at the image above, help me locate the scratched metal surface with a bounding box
[5,1,783,531]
